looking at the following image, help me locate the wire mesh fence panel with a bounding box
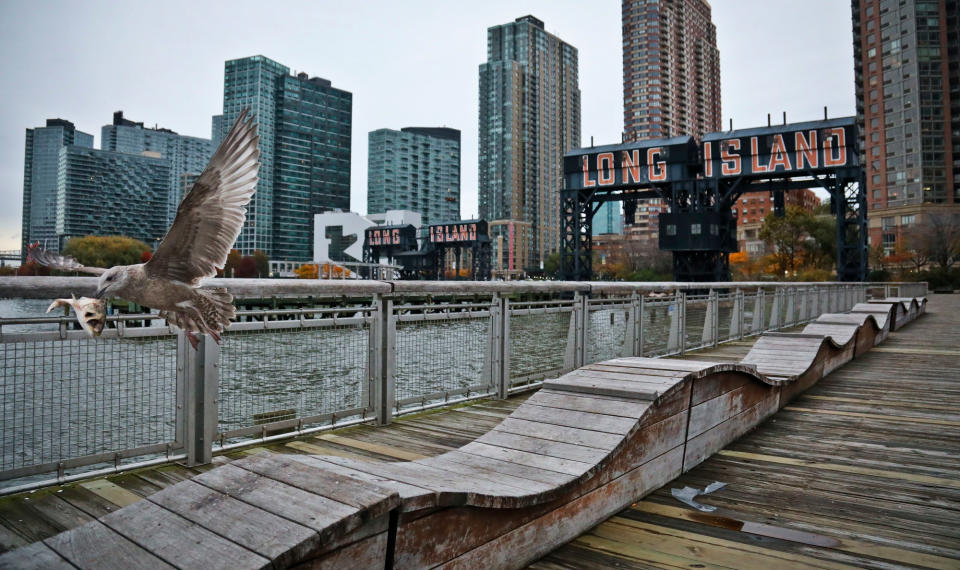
[641,298,675,356]
[1,335,177,478]
[218,322,370,437]
[394,315,490,405]
[684,299,709,350]
[586,307,629,364]
[743,293,761,336]
[779,292,790,328]
[717,297,734,342]
[509,309,572,384]
[763,292,776,330]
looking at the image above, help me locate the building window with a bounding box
[901,214,915,226]
[666,224,677,236]
[881,216,896,230]
[690,223,701,235]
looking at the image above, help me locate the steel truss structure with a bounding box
[560,118,868,282]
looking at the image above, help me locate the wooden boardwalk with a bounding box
[533,294,960,569]
[0,394,530,554]
[0,295,955,568]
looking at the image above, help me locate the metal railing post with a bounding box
[625,292,641,357]
[575,291,588,367]
[638,293,646,357]
[701,289,717,347]
[679,292,687,355]
[730,289,743,340]
[492,294,511,399]
[373,295,395,425]
[183,333,218,467]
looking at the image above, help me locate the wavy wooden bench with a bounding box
[0,297,926,570]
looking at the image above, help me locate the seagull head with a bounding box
[94,266,131,299]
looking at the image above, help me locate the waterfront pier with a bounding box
[0,279,953,568]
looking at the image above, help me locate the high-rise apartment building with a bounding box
[21,119,94,257]
[101,111,212,226]
[479,15,581,273]
[55,147,170,249]
[622,0,721,141]
[211,114,226,148]
[368,127,461,225]
[853,0,959,255]
[221,55,352,261]
[593,203,624,235]
[621,0,721,243]
[274,72,352,262]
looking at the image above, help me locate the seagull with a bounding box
[29,110,260,349]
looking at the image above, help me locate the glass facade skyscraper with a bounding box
[593,202,624,236]
[101,111,212,227]
[368,127,461,225]
[55,147,170,249]
[221,55,352,261]
[273,73,353,261]
[21,119,93,257]
[479,15,581,273]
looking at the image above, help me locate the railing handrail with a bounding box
[0,276,927,300]
[0,279,929,494]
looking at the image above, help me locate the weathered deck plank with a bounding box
[533,294,959,569]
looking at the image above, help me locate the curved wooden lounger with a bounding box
[0,297,926,570]
[853,296,926,331]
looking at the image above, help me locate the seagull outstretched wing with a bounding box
[27,243,106,275]
[145,110,260,285]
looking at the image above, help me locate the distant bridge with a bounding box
[0,250,20,267]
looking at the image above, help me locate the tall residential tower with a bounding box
[367,127,461,225]
[622,0,721,141]
[479,15,581,274]
[621,0,721,243]
[853,0,959,255]
[101,111,213,226]
[21,119,93,257]
[221,55,352,261]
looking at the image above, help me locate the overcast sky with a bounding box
[0,0,856,251]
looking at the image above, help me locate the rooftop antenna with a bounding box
[767,113,771,127]
[783,111,787,125]
[590,135,594,148]
[729,118,733,131]
[824,106,829,120]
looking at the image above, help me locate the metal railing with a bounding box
[0,278,925,493]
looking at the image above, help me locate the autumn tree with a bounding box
[235,256,257,278]
[252,250,270,277]
[759,206,815,276]
[222,249,242,277]
[295,264,319,279]
[907,213,960,269]
[62,235,151,268]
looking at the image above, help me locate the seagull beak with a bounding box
[93,287,107,299]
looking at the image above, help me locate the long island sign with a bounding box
[565,117,858,190]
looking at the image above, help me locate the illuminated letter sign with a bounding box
[767,134,792,172]
[582,156,596,188]
[597,152,615,185]
[795,130,818,169]
[622,149,642,183]
[823,127,847,166]
[721,140,741,176]
[647,147,667,181]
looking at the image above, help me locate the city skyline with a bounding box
[0,1,857,251]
